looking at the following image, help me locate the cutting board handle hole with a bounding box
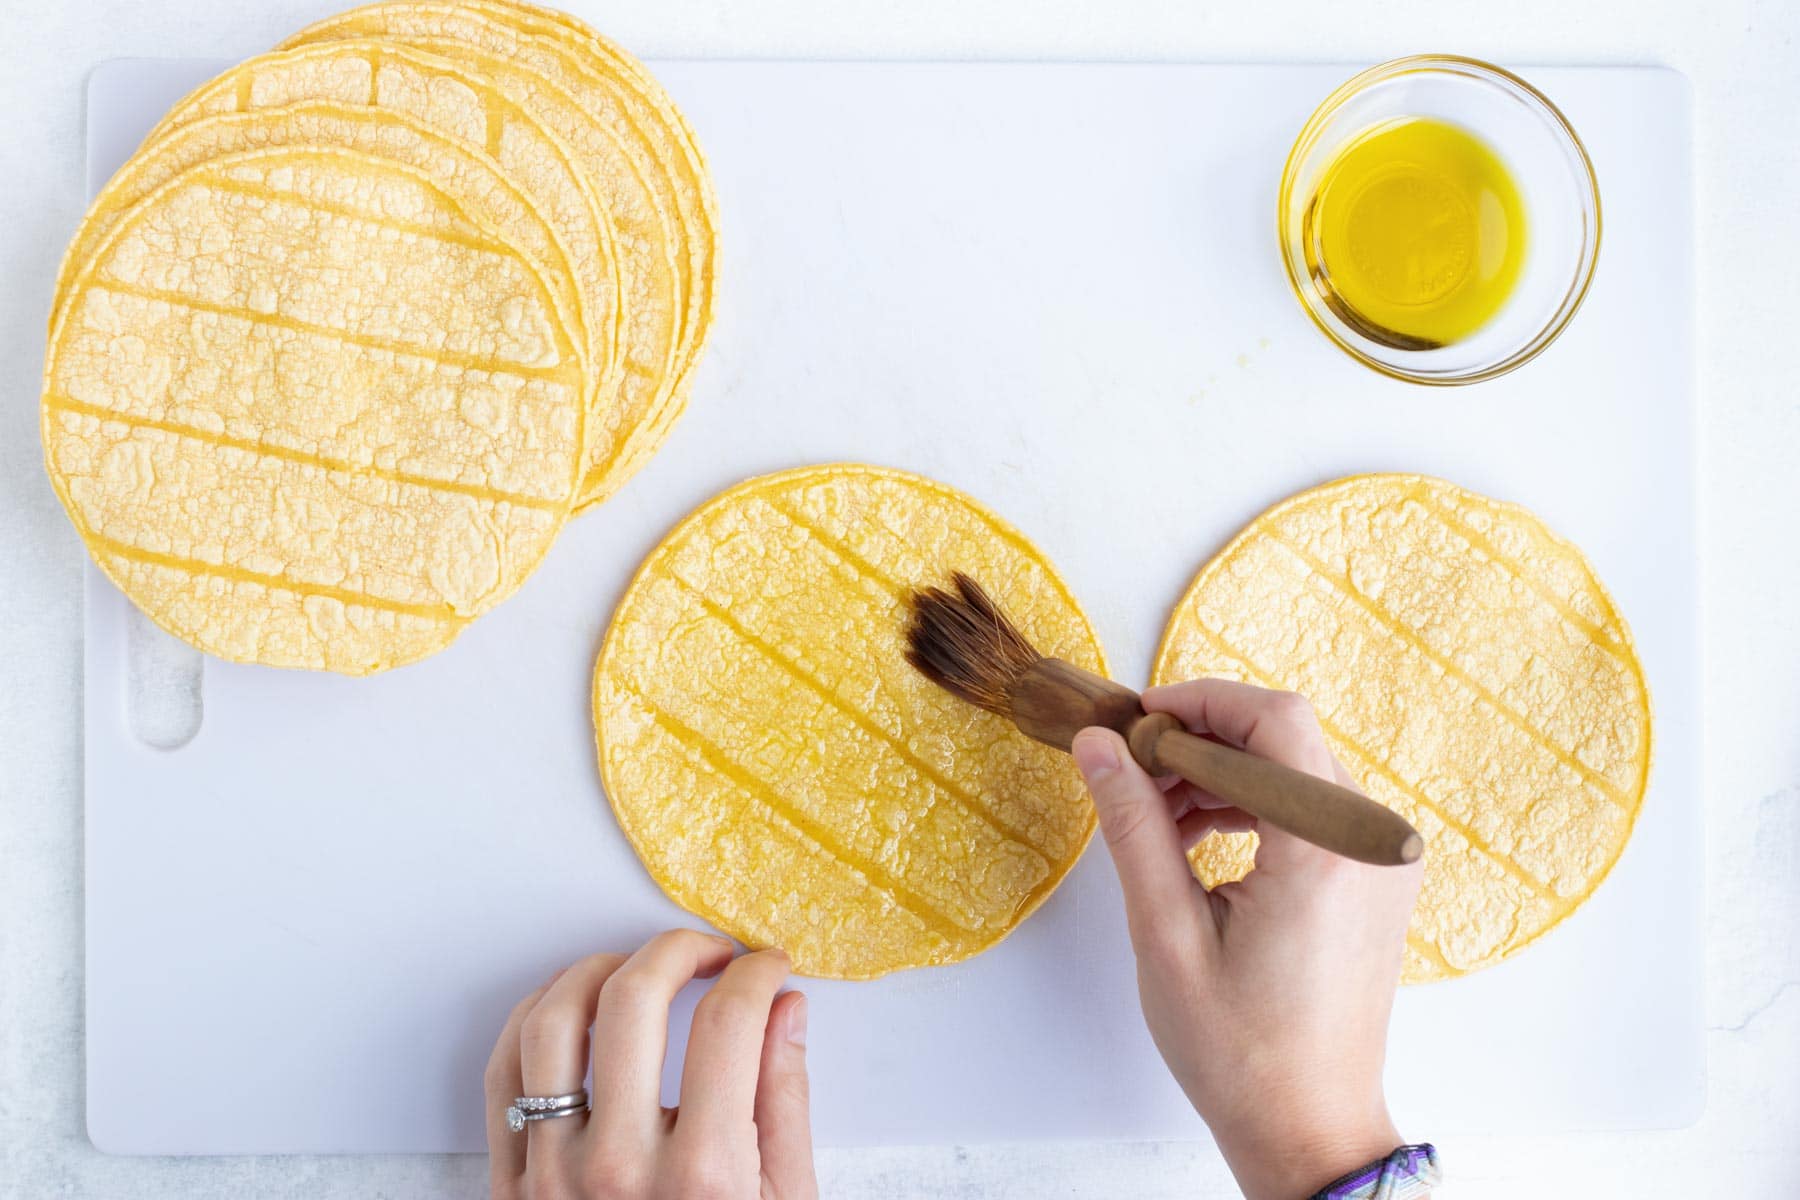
[127,609,202,749]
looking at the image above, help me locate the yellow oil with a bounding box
[1302,117,1527,350]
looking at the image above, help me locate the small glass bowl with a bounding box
[1278,55,1601,385]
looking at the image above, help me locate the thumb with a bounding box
[1072,728,1204,961]
[754,991,817,1200]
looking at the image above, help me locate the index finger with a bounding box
[1141,679,1337,778]
[674,949,791,1143]
[1141,679,1340,870]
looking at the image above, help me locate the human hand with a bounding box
[484,929,816,1200]
[1072,680,1422,1200]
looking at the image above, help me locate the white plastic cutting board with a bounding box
[83,59,1700,1154]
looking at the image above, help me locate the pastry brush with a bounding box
[904,572,1422,867]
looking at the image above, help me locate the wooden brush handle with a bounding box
[1005,659,1420,866]
[1127,712,1423,867]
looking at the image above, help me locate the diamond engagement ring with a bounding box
[505,1090,590,1132]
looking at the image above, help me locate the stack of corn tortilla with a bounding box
[42,0,716,674]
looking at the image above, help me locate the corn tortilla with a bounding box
[594,465,1105,979]
[131,41,631,481]
[1152,474,1652,983]
[170,35,679,507]
[43,146,584,673]
[284,0,714,508]
[56,103,594,414]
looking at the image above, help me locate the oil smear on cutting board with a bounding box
[1303,117,1527,350]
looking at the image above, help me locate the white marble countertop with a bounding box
[3,0,1796,1195]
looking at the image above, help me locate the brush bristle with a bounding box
[904,571,1044,718]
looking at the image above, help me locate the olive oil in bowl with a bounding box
[1302,117,1527,350]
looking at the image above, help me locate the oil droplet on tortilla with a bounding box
[1303,117,1526,349]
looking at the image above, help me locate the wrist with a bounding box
[1215,1102,1400,1200]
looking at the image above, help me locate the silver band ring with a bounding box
[515,1090,589,1111]
[505,1102,587,1132]
[505,1091,590,1133]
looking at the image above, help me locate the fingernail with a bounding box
[786,994,808,1048]
[546,966,569,986]
[1071,729,1119,779]
[708,932,735,949]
